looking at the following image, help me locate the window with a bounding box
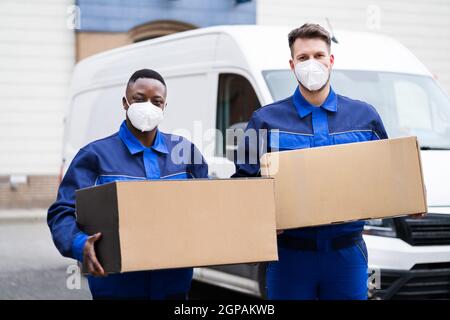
[216,74,261,160]
[394,80,432,130]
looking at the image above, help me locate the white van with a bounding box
[63,25,450,299]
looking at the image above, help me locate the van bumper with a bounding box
[365,235,450,299]
[370,264,450,299]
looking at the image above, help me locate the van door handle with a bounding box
[209,171,218,178]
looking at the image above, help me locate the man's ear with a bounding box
[289,58,295,71]
[330,54,335,68]
[122,97,129,111]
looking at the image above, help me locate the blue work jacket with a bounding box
[233,87,388,249]
[48,120,208,299]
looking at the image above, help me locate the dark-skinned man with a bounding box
[233,24,389,300]
[48,69,208,300]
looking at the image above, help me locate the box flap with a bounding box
[76,182,122,273]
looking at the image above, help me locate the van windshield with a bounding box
[263,70,450,150]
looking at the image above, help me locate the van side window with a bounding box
[394,80,432,130]
[216,74,261,160]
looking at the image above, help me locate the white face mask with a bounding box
[125,98,164,132]
[294,59,330,91]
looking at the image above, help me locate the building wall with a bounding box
[0,0,256,208]
[76,32,130,61]
[76,0,256,32]
[75,0,256,61]
[0,175,59,209]
[0,0,75,208]
[257,0,450,95]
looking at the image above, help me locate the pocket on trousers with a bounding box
[355,240,369,264]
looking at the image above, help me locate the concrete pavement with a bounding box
[0,211,91,299]
[0,209,254,300]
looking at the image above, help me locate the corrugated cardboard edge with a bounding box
[260,152,271,177]
[110,182,123,274]
[260,153,284,230]
[116,181,127,274]
[414,137,429,214]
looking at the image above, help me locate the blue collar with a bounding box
[292,86,338,118]
[118,120,168,155]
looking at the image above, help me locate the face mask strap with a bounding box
[124,96,131,108]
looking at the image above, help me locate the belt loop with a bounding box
[316,234,329,252]
[321,238,332,252]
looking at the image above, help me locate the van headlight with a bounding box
[364,218,397,237]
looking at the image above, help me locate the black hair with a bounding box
[127,69,166,87]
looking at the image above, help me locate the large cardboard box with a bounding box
[75,178,278,274]
[260,136,427,230]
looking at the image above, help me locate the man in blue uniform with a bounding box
[233,24,388,300]
[48,69,208,300]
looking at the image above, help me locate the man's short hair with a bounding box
[127,69,166,87]
[288,23,331,55]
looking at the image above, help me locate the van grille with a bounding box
[374,263,450,300]
[398,214,450,246]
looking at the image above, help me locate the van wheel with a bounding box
[257,263,268,299]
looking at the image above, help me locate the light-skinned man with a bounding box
[233,24,388,300]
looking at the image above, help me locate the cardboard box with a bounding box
[75,178,278,274]
[260,136,427,230]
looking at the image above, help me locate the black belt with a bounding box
[278,232,363,251]
[93,292,187,300]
